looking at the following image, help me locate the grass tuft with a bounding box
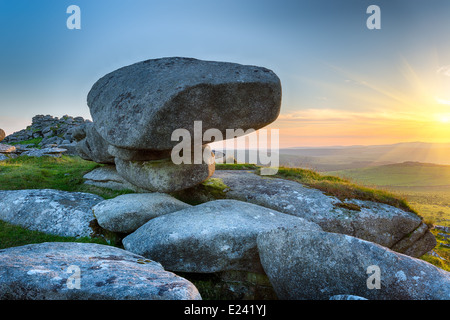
[268,166,419,216]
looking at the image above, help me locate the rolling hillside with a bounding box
[326,162,450,188]
[326,162,450,229]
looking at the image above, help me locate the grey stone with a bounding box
[87,57,282,151]
[108,145,172,161]
[21,147,67,158]
[59,142,78,156]
[257,228,450,300]
[122,199,321,273]
[83,165,145,192]
[0,143,16,153]
[0,189,103,238]
[200,170,435,258]
[0,242,201,300]
[75,122,115,164]
[115,145,215,193]
[93,193,191,233]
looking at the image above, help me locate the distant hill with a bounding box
[277,142,450,171]
[326,161,450,188]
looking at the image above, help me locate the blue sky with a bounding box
[1,0,449,146]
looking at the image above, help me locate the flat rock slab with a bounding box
[207,170,435,257]
[123,199,321,273]
[0,143,16,153]
[0,189,103,238]
[93,193,191,233]
[83,165,146,192]
[21,147,67,158]
[257,228,450,300]
[87,57,282,151]
[0,242,201,300]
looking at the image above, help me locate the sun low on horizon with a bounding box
[272,54,450,149]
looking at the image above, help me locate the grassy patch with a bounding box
[0,220,110,250]
[9,137,43,148]
[0,155,134,199]
[267,166,419,216]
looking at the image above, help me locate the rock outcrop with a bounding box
[3,114,89,151]
[0,242,201,300]
[78,57,282,193]
[176,170,435,258]
[257,227,450,300]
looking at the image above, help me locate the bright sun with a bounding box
[439,116,450,123]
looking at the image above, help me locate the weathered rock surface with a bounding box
[122,199,321,273]
[0,128,5,142]
[21,147,67,158]
[0,189,103,238]
[75,122,115,164]
[115,146,215,193]
[0,143,16,153]
[108,145,172,161]
[93,193,191,233]
[87,57,282,151]
[257,228,450,300]
[3,114,90,150]
[190,170,435,257]
[83,165,146,192]
[0,242,201,300]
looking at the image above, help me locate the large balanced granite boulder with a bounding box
[122,199,321,274]
[0,128,5,142]
[87,57,282,152]
[0,242,201,300]
[257,228,450,300]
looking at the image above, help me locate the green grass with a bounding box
[0,155,134,199]
[0,155,132,249]
[269,166,419,216]
[9,137,43,148]
[327,162,450,188]
[0,220,110,250]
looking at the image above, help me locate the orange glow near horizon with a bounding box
[269,57,450,148]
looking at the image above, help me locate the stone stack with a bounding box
[81,57,282,193]
[3,114,90,149]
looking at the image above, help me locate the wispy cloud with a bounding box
[277,108,427,123]
[437,65,450,77]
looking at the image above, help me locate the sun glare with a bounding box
[440,116,450,123]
